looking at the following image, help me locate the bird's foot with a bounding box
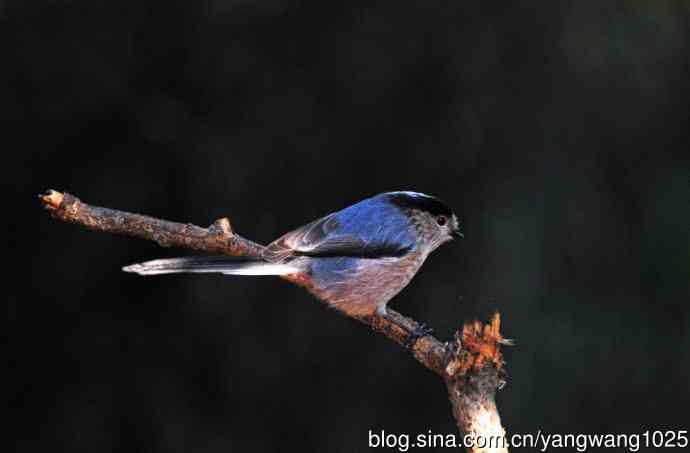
[404,323,434,351]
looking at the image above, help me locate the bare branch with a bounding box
[365,310,448,376]
[39,189,510,453]
[39,190,266,257]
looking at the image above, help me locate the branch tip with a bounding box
[39,189,64,211]
[445,312,510,379]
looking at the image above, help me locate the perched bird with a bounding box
[124,191,462,331]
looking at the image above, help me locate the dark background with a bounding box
[6,1,690,451]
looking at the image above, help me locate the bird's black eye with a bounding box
[436,215,447,226]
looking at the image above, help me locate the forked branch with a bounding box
[39,189,511,453]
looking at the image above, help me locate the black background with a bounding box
[7,1,690,452]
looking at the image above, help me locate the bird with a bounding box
[124,191,462,334]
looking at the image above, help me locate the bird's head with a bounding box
[385,191,462,251]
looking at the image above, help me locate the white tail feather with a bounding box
[122,257,297,276]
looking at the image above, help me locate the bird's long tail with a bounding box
[122,256,297,276]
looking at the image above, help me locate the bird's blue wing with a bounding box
[264,197,415,262]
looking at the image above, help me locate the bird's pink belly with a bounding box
[283,253,423,318]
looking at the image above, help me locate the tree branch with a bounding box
[39,189,511,452]
[39,190,266,257]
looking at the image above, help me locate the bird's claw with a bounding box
[404,323,434,350]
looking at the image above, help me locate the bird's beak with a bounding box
[451,217,464,239]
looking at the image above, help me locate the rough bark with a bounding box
[39,190,265,257]
[445,314,512,453]
[40,189,511,452]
